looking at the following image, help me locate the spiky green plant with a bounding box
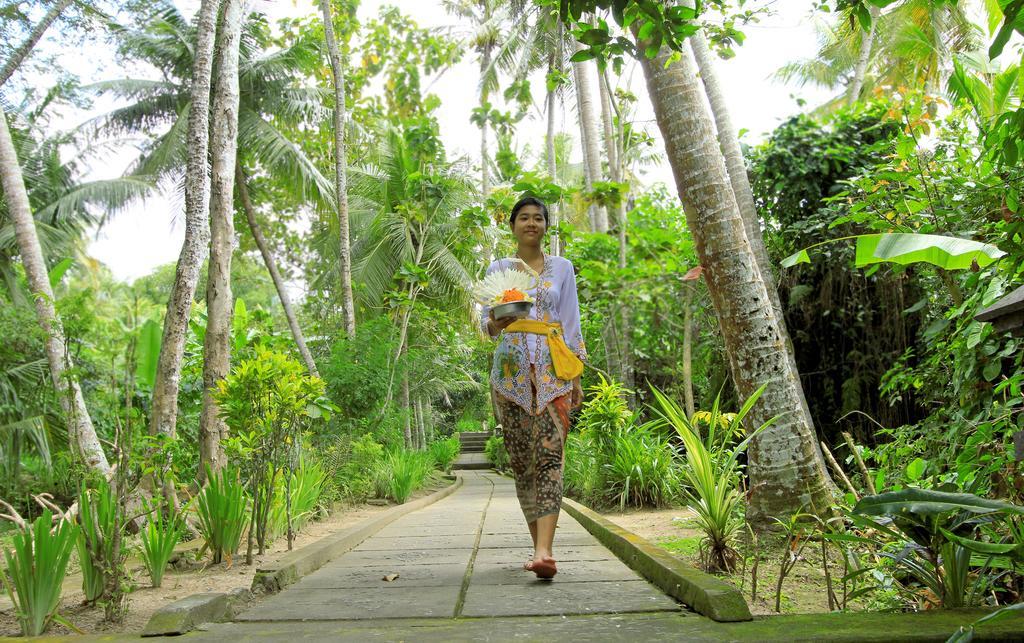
[650,384,774,573]
[139,499,185,588]
[76,480,117,604]
[269,457,327,541]
[195,466,248,565]
[1,511,78,636]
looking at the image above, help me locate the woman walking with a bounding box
[481,196,587,579]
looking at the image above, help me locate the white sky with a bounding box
[76,0,834,283]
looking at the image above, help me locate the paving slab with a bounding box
[316,547,475,568]
[461,580,680,617]
[375,522,479,537]
[292,563,469,589]
[353,534,479,550]
[236,585,461,621]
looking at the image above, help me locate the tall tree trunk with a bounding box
[478,0,493,198]
[637,39,833,526]
[682,287,695,419]
[689,31,820,445]
[199,0,243,481]
[572,42,608,233]
[546,86,561,257]
[401,360,412,450]
[150,0,219,451]
[0,111,111,475]
[0,0,74,88]
[846,5,879,106]
[235,164,319,377]
[318,0,356,338]
[598,69,634,394]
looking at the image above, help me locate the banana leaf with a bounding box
[782,234,1005,270]
[135,319,161,390]
[854,488,1024,517]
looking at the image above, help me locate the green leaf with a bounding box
[853,488,1024,518]
[854,234,1006,271]
[905,457,926,481]
[939,528,1020,555]
[135,319,162,390]
[983,360,1002,381]
[569,49,597,63]
[1003,138,1019,166]
[47,258,74,289]
[781,249,811,267]
[581,28,611,46]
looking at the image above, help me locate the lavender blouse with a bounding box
[480,255,588,415]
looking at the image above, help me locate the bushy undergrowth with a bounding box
[428,436,460,472]
[565,377,680,510]
[268,457,326,541]
[484,434,509,472]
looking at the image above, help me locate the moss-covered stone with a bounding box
[141,592,229,637]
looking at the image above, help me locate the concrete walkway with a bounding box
[187,472,692,640]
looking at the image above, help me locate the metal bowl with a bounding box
[492,300,533,320]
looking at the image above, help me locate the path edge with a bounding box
[561,497,752,622]
[251,475,464,595]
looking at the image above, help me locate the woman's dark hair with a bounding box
[509,196,549,227]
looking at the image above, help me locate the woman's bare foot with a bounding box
[530,554,557,579]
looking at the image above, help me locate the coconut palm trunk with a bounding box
[598,69,634,392]
[572,42,608,232]
[401,359,412,450]
[0,0,74,88]
[846,5,879,106]
[199,0,243,480]
[546,86,561,257]
[689,31,819,440]
[0,112,111,475]
[682,286,695,420]
[318,0,356,338]
[637,40,833,525]
[149,0,219,447]
[235,164,319,376]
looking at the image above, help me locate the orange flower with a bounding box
[501,288,526,303]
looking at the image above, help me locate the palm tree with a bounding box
[0,0,75,88]
[776,1,981,107]
[319,0,356,340]
[149,0,219,470]
[636,32,834,525]
[0,110,112,476]
[92,3,330,388]
[348,129,477,418]
[689,32,819,437]
[198,0,243,479]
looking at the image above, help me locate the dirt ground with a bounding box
[0,481,450,637]
[603,506,851,616]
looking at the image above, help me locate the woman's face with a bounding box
[511,205,546,245]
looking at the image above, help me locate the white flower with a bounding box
[472,259,538,305]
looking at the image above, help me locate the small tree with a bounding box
[215,347,326,564]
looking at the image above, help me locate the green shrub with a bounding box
[1,511,78,636]
[604,422,680,509]
[139,500,185,588]
[386,449,435,503]
[428,436,460,472]
[484,434,509,471]
[195,466,248,564]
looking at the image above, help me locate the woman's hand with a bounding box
[487,310,516,336]
[570,376,584,409]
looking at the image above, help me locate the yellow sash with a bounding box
[505,320,584,381]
